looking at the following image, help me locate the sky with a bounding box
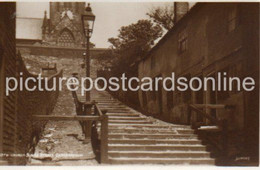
[16,2,174,48]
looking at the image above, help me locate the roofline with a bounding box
[16,17,43,20]
[16,38,42,41]
[136,3,204,65]
[16,43,109,51]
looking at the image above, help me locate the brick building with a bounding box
[137,3,259,162]
[1,2,62,165]
[0,3,16,164]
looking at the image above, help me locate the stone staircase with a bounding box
[91,90,215,165]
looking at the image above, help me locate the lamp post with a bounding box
[81,3,95,143]
[82,3,95,102]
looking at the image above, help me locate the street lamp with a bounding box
[82,3,95,102]
[81,3,95,143]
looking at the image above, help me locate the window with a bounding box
[217,67,230,100]
[176,91,181,105]
[151,55,155,69]
[57,28,75,47]
[178,29,188,53]
[182,74,191,103]
[76,2,79,12]
[151,77,157,100]
[228,5,239,32]
[229,62,243,94]
[64,2,71,9]
[142,91,147,106]
[166,82,174,109]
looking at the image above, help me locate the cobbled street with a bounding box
[22,54,99,165]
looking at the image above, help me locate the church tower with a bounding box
[49,2,85,30]
[42,2,86,47]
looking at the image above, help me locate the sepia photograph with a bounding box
[0,0,259,168]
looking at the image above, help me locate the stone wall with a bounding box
[1,51,63,165]
[16,44,108,58]
[16,54,63,165]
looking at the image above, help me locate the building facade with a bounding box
[16,2,95,48]
[138,3,259,162]
[0,3,16,164]
[16,2,105,58]
[1,3,64,165]
[42,2,87,47]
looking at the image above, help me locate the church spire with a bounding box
[42,10,48,30]
[42,10,48,41]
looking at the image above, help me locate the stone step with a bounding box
[96,102,121,105]
[108,139,202,145]
[106,113,140,117]
[108,128,194,134]
[108,157,215,165]
[94,97,110,98]
[108,144,207,151]
[92,97,112,99]
[109,131,176,135]
[90,90,216,165]
[97,102,123,105]
[29,161,60,166]
[93,100,118,103]
[108,120,154,124]
[108,116,146,120]
[106,110,133,113]
[198,126,221,132]
[0,160,8,165]
[106,124,190,129]
[95,102,120,105]
[99,106,129,109]
[108,133,198,139]
[108,150,211,158]
[106,110,132,113]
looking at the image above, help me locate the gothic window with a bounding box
[151,55,155,69]
[166,82,174,109]
[57,2,60,11]
[64,2,71,9]
[142,91,147,106]
[57,28,75,47]
[182,74,191,103]
[76,3,79,12]
[178,28,188,54]
[228,5,239,32]
[217,67,230,100]
[151,77,157,101]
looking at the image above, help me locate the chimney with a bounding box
[174,2,189,24]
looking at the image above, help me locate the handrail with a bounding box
[192,104,234,110]
[189,103,231,165]
[94,103,103,116]
[190,104,219,125]
[69,81,109,164]
[100,114,108,163]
